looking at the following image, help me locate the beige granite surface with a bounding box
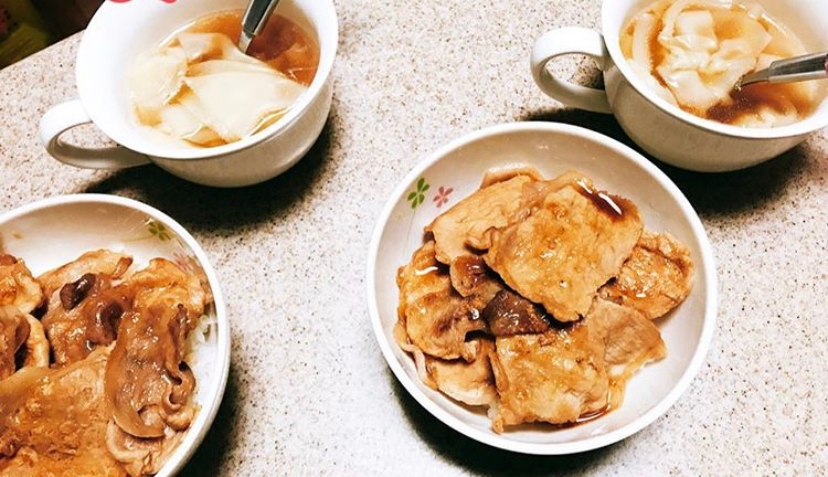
[0,0,827,475]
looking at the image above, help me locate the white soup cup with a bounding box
[39,0,337,187]
[530,0,828,172]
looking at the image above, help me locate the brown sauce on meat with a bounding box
[451,255,491,294]
[574,178,636,221]
[572,401,612,425]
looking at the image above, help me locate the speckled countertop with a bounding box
[1,0,827,475]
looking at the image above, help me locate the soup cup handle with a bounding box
[531,27,612,114]
[39,99,151,170]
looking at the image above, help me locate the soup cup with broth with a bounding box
[530,0,828,172]
[39,0,337,187]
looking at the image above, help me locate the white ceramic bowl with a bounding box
[40,0,338,187]
[0,194,230,476]
[367,122,717,455]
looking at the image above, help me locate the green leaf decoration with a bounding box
[147,220,171,242]
[406,177,430,210]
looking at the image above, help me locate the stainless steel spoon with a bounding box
[239,0,282,53]
[738,51,828,89]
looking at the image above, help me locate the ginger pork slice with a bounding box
[599,231,694,320]
[38,250,134,367]
[425,174,536,265]
[490,318,610,432]
[589,299,666,408]
[448,254,504,304]
[104,258,211,477]
[396,241,487,361]
[0,254,43,315]
[423,337,497,407]
[0,306,29,381]
[485,179,643,322]
[38,250,133,299]
[0,306,48,381]
[488,299,667,432]
[0,347,126,477]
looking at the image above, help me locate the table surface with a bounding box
[1,1,827,475]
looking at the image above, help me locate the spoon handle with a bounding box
[239,0,282,52]
[766,51,828,84]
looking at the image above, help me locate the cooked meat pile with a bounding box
[396,169,694,432]
[0,251,212,476]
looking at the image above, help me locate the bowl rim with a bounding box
[0,193,231,476]
[366,122,718,455]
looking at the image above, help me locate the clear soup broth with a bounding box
[129,10,320,148]
[186,11,319,86]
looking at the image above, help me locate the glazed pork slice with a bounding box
[38,250,133,299]
[106,420,187,477]
[590,299,666,408]
[105,258,209,439]
[0,307,29,381]
[489,317,609,432]
[448,254,504,303]
[426,174,536,265]
[116,258,211,320]
[0,306,48,380]
[511,170,587,220]
[0,254,43,315]
[105,303,195,477]
[485,178,643,322]
[423,337,497,406]
[0,347,126,477]
[16,313,48,370]
[396,241,487,361]
[39,251,134,366]
[600,231,694,320]
[488,298,667,432]
[104,258,211,477]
